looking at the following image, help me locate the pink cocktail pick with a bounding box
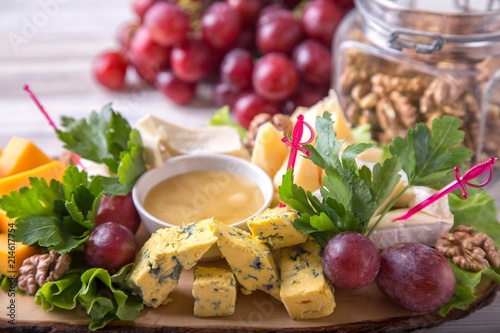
[23,84,83,167]
[279,114,315,207]
[394,157,497,221]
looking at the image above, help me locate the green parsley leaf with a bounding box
[208,106,247,140]
[56,104,147,196]
[0,166,103,253]
[389,115,473,187]
[278,113,401,246]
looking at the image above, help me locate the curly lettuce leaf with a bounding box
[34,264,143,331]
[78,265,143,331]
[439,260,500,316]
[208,106,247,140]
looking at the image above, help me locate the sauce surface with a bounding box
[144,170,264,225]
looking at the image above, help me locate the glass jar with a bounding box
[333,0,500,164]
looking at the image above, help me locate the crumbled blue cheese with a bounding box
[280,238,336,320]
[192,266,237,317]
[211,220,281,300]
[127,218,218,307]
[247,207,307,249]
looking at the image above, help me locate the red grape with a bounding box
[301,0,343,46]
[157,70,196,105]
[117,21,139,51]
[132,0,158,19]
[283,84,325,114]
[376,243,456,312]
[233,28,256,51]
[252,52,299,101]
[213,81,242,107]
[144,2,190,47]
[84,222,137,274]
[293,39,332,86]
[92,50,128,91]
[226,0,265,28]
[322,232,381,290]
[257,6,288,28]
[96,192,142,234]
[201,2,242,51]
[129,27,171,71]
[220,48,254,90]
[171,38,214,83]
[233,91,279,128]
[256,9,302,54]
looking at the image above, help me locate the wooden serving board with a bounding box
[0,275,498,333]
[1,225,498,333]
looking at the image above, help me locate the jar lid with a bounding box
[356,0,500,39]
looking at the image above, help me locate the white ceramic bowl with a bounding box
[132,153,274,234]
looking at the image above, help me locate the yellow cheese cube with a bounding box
[247,207,307,249]
[192,266,237,317]
[0,137,52,178]
[0,160,65,196]
[0,233,41,276]
[280,238,336,320]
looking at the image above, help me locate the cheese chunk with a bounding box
[280,238,336,320]
[192,266,237,317]
[368,209,454,250]
[0,160,65,196]
[0,137,52,178]
[0,209,11,234]
[127,219,218,308]
[137,114,250,168]
[212,220,281,300]
[0,234,41,276]
[247,207,307,249]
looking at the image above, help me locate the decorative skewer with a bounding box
[279,114,315,208]
[393,157,497,221]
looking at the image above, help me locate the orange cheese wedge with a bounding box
[0,160,65,197]
[0,137,53,178]
[0,233,41,276]
[0,209,11,234]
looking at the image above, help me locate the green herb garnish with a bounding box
[0,166,102,253]
[57,103,146,195]
[208,106,247,140]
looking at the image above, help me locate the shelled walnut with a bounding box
[245,113,293,150]
[17,250,72,294]
[435,225,500,272]
[337,48,500,163]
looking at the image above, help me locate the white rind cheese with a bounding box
[192,266,237,317]
[247,207,307,249]
[212,220,281,300]
[127,219,218,307]
[137,114,249,168]
[280,238,336,320]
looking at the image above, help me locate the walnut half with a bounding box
[436,225,500,272]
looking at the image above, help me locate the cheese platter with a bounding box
[1,0,500,332]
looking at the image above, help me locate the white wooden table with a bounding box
[0,1,499,332]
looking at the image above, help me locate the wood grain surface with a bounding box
[0,1,499,332]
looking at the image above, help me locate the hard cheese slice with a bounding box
[127,218,218,308]
[212,220,281,300]
[192,266,237,317]
[0,137,52,178]
[280,238,336,320]
[0,233,41,276]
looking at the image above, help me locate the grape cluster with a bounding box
[92,0,353,128]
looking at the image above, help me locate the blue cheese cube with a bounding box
[247,207,307,249]
[192,266,237,317]
[127,218,218,308]
[280,238,336,319]
[212,220,281,300]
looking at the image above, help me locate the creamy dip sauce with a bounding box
[144,170,264,225]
